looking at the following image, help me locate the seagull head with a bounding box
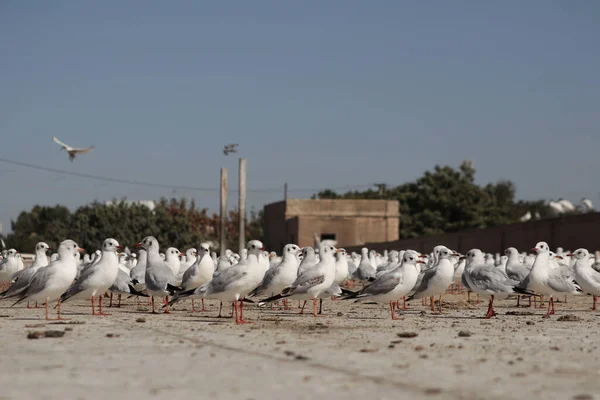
[102,238,122,253]
[568,249,589,260]
[247,240,265,256]
[136,236,159,252]
[531,241,549,254]
[36,242,52,253]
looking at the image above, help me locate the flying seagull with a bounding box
[223,143,238,156]
[52,136,94,162]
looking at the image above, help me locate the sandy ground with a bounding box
[0,292,599,400]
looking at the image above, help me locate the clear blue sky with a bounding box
[1,1,599,231]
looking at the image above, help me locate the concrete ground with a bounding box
[0,292,599,400]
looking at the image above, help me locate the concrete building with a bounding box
[263,199,400,252]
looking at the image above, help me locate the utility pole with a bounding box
[238,158,246,255]
[284,182,288,201]
[220,168,228,257]
[374,183,387,198]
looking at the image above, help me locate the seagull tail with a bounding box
[512,286,539,297]
[128,285,149,297]
[338,289,361,300]
[165,287,197,307]
[258,293,285,306]
[166,284,183,296]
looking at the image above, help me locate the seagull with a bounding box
[136,236,180,314]
[341,250,423,320]
[59,238,122,315]
[223,143,239,156]
[463,249,527,318]
[248,244,301,307]
[130,248,147,286]
[108,269,149,307]
[514,241,581,317]
[52,136,94,162]
[0,249,20,288]
[164,247,182,277]
[259,244,340,317]
[0,242,51,307]
[177,243,214,312]
[406,246,456,312]
[9,240,83,320]
[354,248,376,283]
[169,240,267,324]
[176,248,198,281]
[571,249,600,310]
[505,247,532,306]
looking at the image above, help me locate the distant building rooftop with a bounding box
[263,198,399,252]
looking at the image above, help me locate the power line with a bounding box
[0,157,373,194]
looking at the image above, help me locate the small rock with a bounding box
[506,311,534,316]
[359,348,378,353]
[336,312,343,317]
[27,330,66,339]
[284,350,295,356]
[135,318,146,323]
[294,354,309,361]
[424,388,442,395]
[572,394,594,400]
[458,330,472,337]
[557,314,582,322]
[526,321,535,325]
[550,346,560,351]
[106,333,120,338]
[414,345,425,351]
[397,332,418,338]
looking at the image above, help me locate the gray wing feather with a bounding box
[360,273,401,297]
[547,268,580,293]
[411,268,437,297]
[17,267,56,299]
[468,267,516,293]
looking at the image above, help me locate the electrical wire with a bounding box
[0,157,375,194]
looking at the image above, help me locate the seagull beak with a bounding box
[117,245,124,250]
[555,255,563,260]
[568,253,575,257]
[418,254,426,258]
[336,249,344,253]
[47,247,53,252]
[530,247,538,253]
[261,247,267,251]
[459,256,466,260]
[77,247,85,253]
[135,243,142,248]
[417,260,426,264]
[194,251,198,256]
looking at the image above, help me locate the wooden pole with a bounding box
[220,168,228,257]
[238,158,246,255]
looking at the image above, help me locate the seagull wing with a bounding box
[52,136,73,150]
[71,146,94,155]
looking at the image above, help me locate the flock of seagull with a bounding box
[1,237,599,323]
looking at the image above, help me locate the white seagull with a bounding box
[9,240,83,320]
[52,136,94,161]
[59,238,122,315]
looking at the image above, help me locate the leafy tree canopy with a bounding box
[4,198,263,253]
[312,161,552,238]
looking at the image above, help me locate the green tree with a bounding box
[313,161,552,238]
